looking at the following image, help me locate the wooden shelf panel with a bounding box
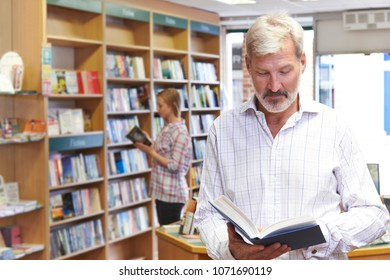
[49,210,105,228]
[47,3,103,42]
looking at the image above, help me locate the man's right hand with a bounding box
[227,223,290,260]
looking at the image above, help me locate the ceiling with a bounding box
[165,0,390,21]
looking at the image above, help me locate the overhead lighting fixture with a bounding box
[215,0,257,4]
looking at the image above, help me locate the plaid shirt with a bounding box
[195,94,389,260]
[151,120,193,203]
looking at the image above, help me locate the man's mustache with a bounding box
[263,90,288,99]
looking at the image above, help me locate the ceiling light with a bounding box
[215,0,257,5]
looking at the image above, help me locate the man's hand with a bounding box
[227,223,290,260]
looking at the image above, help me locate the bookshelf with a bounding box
[1,0,220,259]
[188,21,221,199]
[0,0,48,260]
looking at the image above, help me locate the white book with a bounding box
[210,195,326,250]
[71,108,84,134]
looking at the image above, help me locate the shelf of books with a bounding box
[104,2,154,260]
[1,0,220,260]
[188,20,221,199]
[45,0,107,260]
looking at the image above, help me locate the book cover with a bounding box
[58,108,74,134]
[126,126,152,146]
[55,70,67,94]
[64,71,78,94]
[210,195,326,250]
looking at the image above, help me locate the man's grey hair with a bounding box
[245,11,304,62]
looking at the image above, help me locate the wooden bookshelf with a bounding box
[0,0,220,260]
[0,0,48,260]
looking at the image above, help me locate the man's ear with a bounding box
[300,51,307,74]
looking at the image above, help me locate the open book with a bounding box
[126,125,152,146]
[210,195,326,250]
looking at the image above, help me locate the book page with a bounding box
[259,215,317,238]
[210,195,259,239]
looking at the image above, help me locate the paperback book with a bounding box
[126,126,152,146]
[210,195,326,250]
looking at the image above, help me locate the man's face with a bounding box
[246,38,306,113]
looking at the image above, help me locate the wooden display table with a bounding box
[348,243,390,260]
[156,228,211,260]
[157,227,390,260]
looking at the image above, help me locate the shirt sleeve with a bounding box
[303,124,389,259]
[166,129,191,173]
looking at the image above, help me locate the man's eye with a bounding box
[280,69,292,75]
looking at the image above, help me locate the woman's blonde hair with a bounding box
[157,88,181,118]
[245,11,304,62]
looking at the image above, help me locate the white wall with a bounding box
[332,53,390,194]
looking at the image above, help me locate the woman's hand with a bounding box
[133,142,155,156]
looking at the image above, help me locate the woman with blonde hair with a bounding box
[134,88,193,225]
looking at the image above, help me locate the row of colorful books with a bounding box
[153,58,185,80]
[47,108,91,136]
[192,138,207,160]
[190,164,203,188]
[191,61,218,82]
[50,219,104,259]
[190,113,215,135]
[106,116,140,144]
[106,86,150,112]
[107,177,148,209]
[107,149,149,176]
[51,70,101,95]
[108,206,150,241]
[48,153,101,187]
[49,187,101,222]
[106,54,146,79]
[190,85,220,108]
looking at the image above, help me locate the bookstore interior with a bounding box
[1,0,390,260]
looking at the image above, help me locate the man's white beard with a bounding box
[255,73,301,113]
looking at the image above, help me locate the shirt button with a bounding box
[311,250,317,254]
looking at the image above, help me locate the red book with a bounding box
[82,71,101,94]
[1,225,21,247]
[76,71,85,94]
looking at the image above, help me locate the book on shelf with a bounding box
[64,70,79,94]
[47,108,60,136]
[179,198,197,235]
[126,125,152,146]
[6,200,38,212]
[53,70,67,94]
[0,176,19,203]
[57,108,84,135]
[0,247,15,260]
[210,195,326,250]
[12,243,44,254]
[23,119,47,141]
[0,224,21,247]
[80,70,101,94]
